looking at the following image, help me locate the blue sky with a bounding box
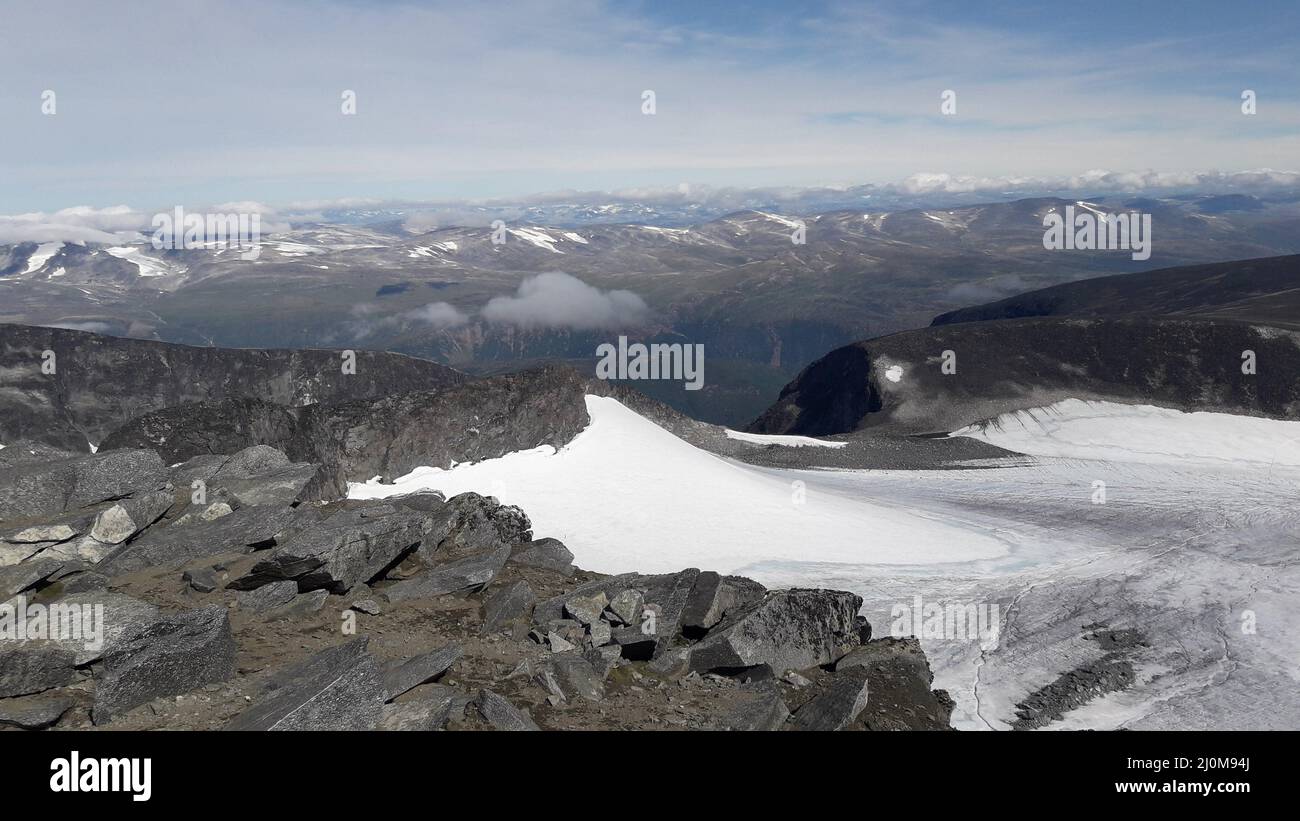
[0,0,1296,214]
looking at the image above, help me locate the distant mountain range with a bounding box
[4,194,1299,425]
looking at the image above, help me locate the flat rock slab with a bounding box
[476,689,539,731]
[0,640,79,698]
[378,686,466,731]
[0,449,165,521]
[236,580,298,613]
[98,504,303,576]
[789,667,870,731]
[233,504,433,593]
[721,686,790,731]
[481,580,535,634]
[385,546,510,602]
[0,558,66,601]
[92,606,236,724]
[383,643,463,701]
[226,637,385,731]
[0,692,77,729]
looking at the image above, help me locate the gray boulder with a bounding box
[721,686,790,731]
[0,558,65,601]
[0,692,76,729]
[509,537,575,576]
[0,449,165,520]
[789,667,870,731]
[476,689,539,731]
[546,652,604,702]
[97,503,305,575]
[264,589,330,621]
[379,694,459,731]
[236,580,298,613]
[232,503,433,593]
[685,589,862,675]
[563,591,607,626]
[481,580,535,634]
[681,572,766,633]
[92,606,236,723]
[0,641,79,698]
[606,588,644,626]
[384,546,510,602]
[88,490,175,545]
[382,643,462,701]
[226,637,386,731]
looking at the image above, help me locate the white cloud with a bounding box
[482,272,650,330]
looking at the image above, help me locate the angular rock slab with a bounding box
[382,643,463,701]
[226,637,385,731]
[92,606,236,723]
[0,449,165,521]
[233,504,433,593]
[681,572,766,633]
[545,652,605,702]
[481,580,535,634]
[0,640,79,698]
[789,667,870,731]
[379,694,459,731]
[509,537,574,576]
[721,686,791,731]
[476,689,539,731]
[0,692,76,729]
[686,589,862,675]
[385,546,510,603]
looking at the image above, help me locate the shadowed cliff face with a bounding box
[0,324,465,452]
[101,366,593,500]
[747,317,1300,436]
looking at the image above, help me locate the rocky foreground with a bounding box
[0,441,953,731]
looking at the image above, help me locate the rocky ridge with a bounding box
[0,441,953,731]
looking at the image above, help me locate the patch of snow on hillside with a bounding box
[510,227,563,253]
[724,429,847,448]
[951,399,1300,468]
[23,241,63,274]
[105,246,176,277]
[350,395,1008,574]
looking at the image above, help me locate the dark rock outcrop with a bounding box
[750,317,1300,435]
[0,323,464,452]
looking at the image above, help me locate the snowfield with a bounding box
[952,399,1300,468]
[723,428,846,448]
[350,395,1300,731]
[352,396,1009,572]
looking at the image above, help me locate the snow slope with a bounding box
[350,395,1008,573]
[351,394,1300,730]
[951,399,1300,468]
[724,428,846,448]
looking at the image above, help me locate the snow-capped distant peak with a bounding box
[509,227,563,253]
[23,241,64,274]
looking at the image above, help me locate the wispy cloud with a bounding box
[1,0,1296,211]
